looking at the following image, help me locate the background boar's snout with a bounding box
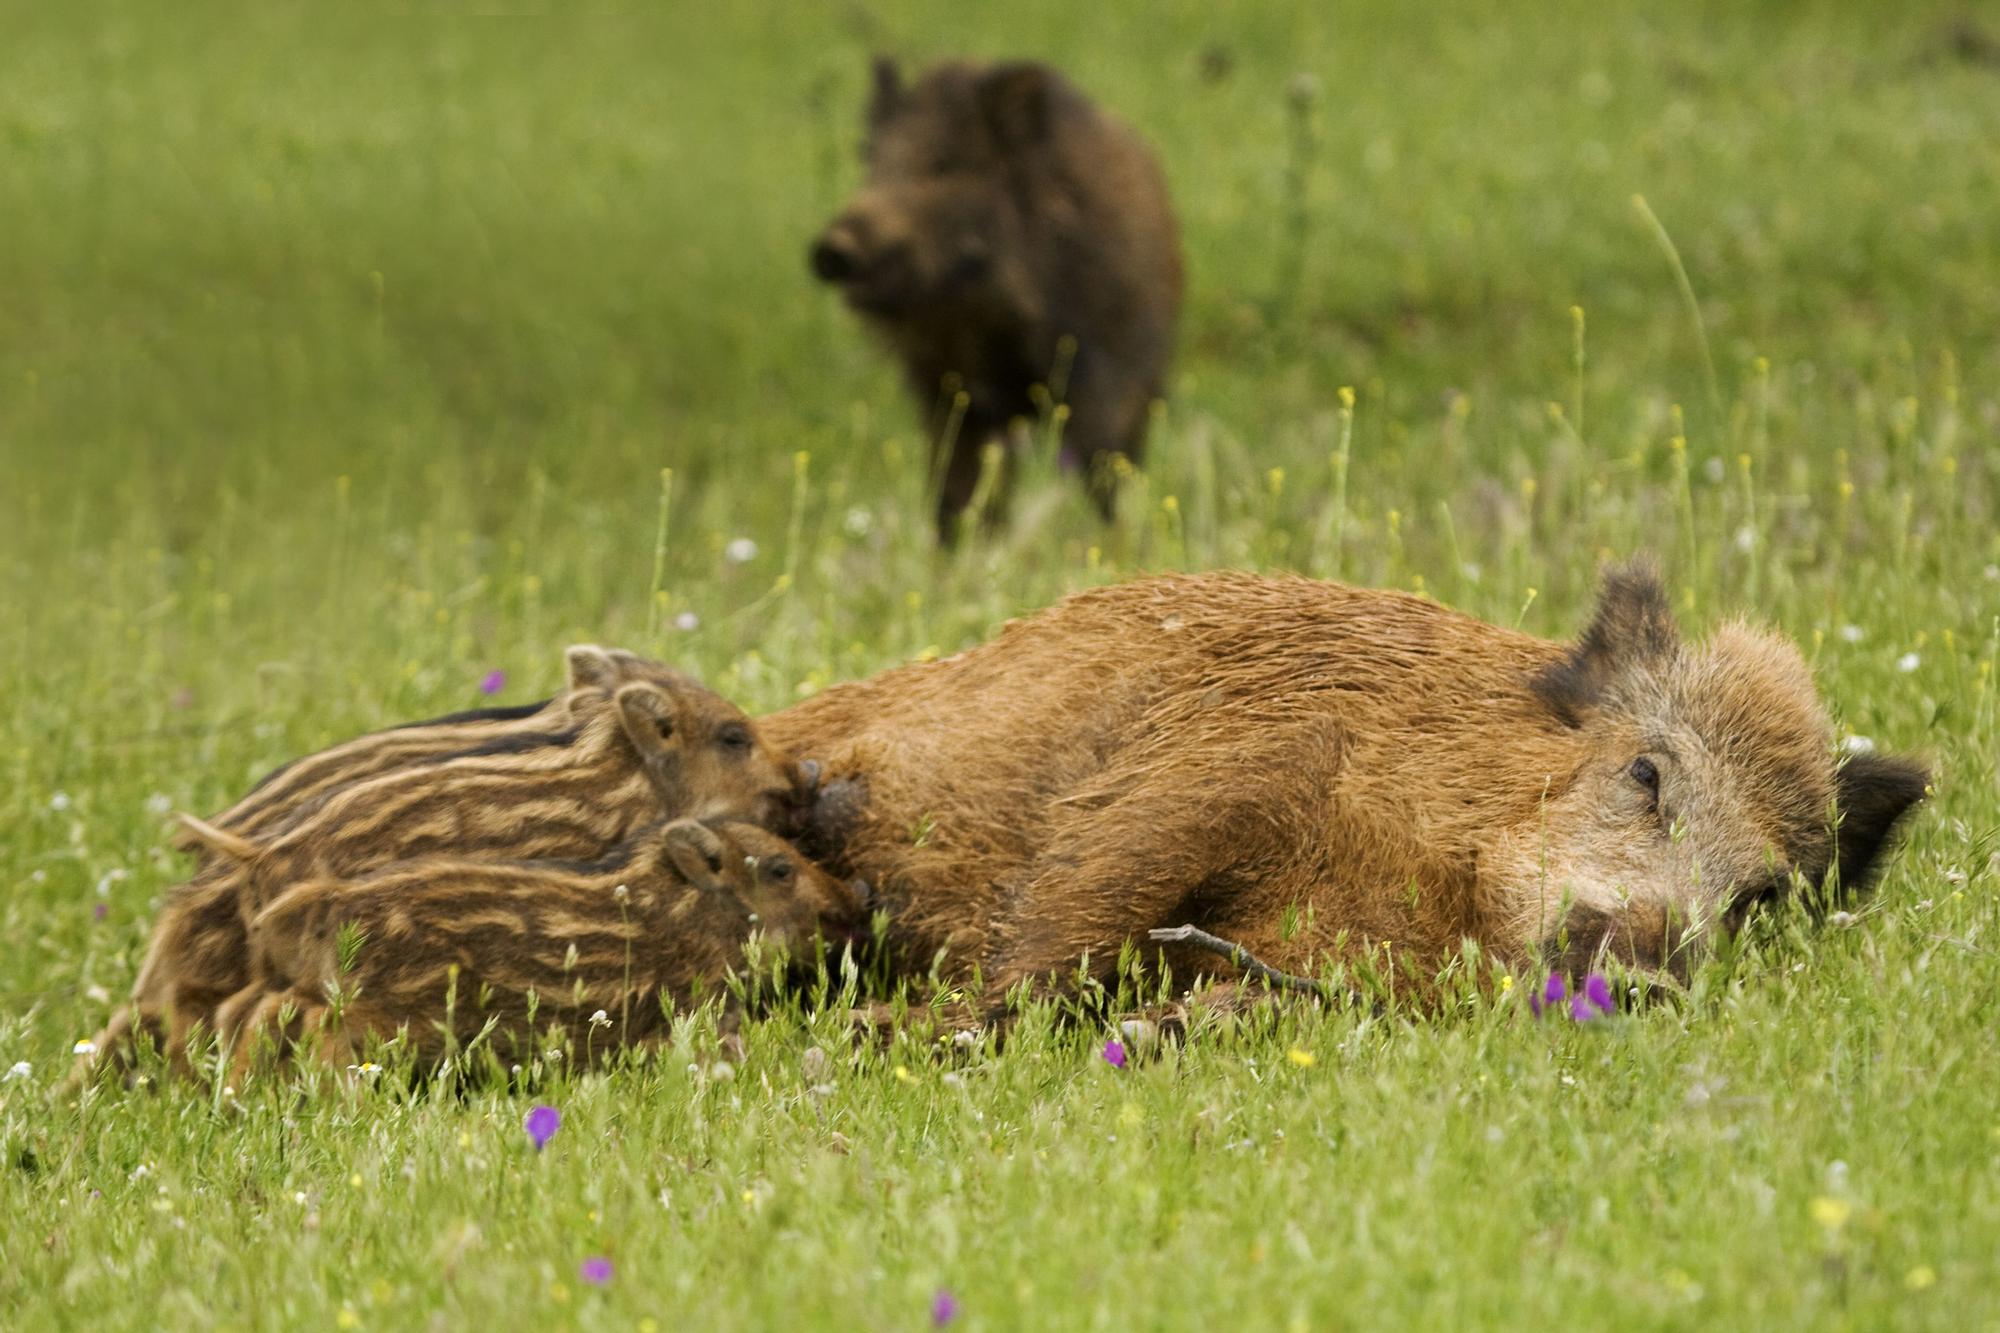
[809,232,862,283]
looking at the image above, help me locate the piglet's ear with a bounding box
[1531,561,1680,726]
[615,681,677,746]
[662,819,730,894]
[979,62,1054,149]
[564,644,619,693]
[1832,753,1929,894]
[616,682,689,810]
[869,55,903,124]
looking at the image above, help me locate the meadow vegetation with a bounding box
[1,2,1996,1327]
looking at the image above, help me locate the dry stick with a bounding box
[1147,925,1336,1000]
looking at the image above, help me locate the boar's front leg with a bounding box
[1057,367,1154,521]
[979,714,1341,1013]
[932,414,1022,546]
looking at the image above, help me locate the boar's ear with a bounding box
[869,55,903,124]
[616,682,690,808]
[174,813,259,865]
[979,62,1053,149]
[662,819,731,894]
[564,644,620,693]
[1831,753,1929,894]
[1531,562,1680,726]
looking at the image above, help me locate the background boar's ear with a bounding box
[662,820,730,893]
[979,62,1053,148]
[869,55,903,124]
[1531,562,1680,725]
[1832,753,1929,894]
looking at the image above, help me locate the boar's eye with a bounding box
[1629,756,1661,806]
[717,723,754,753]
[764,857,794,884]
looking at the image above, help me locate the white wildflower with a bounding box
[1841,735,1876,756]
[50,791,72,812]
[588,1010,611,1030]
[71,1039,97,1057]
[145,793,173,816]
[672,611,699,632]
[724,537,758,564]
[4,1061,30,1082]
[842,506,874,538]
[1897,652,1921,673]
[1733,525,1756,553]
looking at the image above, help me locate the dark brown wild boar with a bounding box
[762,566,1928,1009]
[810,57,1182,542]
[220,819,872,1073]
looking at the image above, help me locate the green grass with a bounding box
[3,1,1998,1327]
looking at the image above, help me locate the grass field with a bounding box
[3,2,1998,1327]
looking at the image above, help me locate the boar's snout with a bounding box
[809,231,864,283]
[810,209,920,311]
[1541,902,1696,986]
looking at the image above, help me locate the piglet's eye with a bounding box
[718,724,754,753]
[766,859,794,884]
[1629,757,1660,796]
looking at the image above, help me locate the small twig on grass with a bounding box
[1148,925,1335,1000]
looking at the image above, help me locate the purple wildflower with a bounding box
[523,1104,560,1149]
[1528,973,1566,1019]
[1101,1038,1127,1070]
[479,669,507,696]
[93,903,108,922]
[579,1257,613,1285]
[1570,972,1615,1022]
[931,1289,960,1327]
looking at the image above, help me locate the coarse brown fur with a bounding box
[810,57,1182,542]
[219,820,871,1073]
[761,567,1928,1008]
[82,651,804,1081]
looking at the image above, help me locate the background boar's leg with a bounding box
[931,414,1013,545]
[1056,374,1153,521]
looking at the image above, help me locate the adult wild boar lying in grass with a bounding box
[764,565,1928,1009]
[810,57,1181,542]
[218,819,871,1074]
